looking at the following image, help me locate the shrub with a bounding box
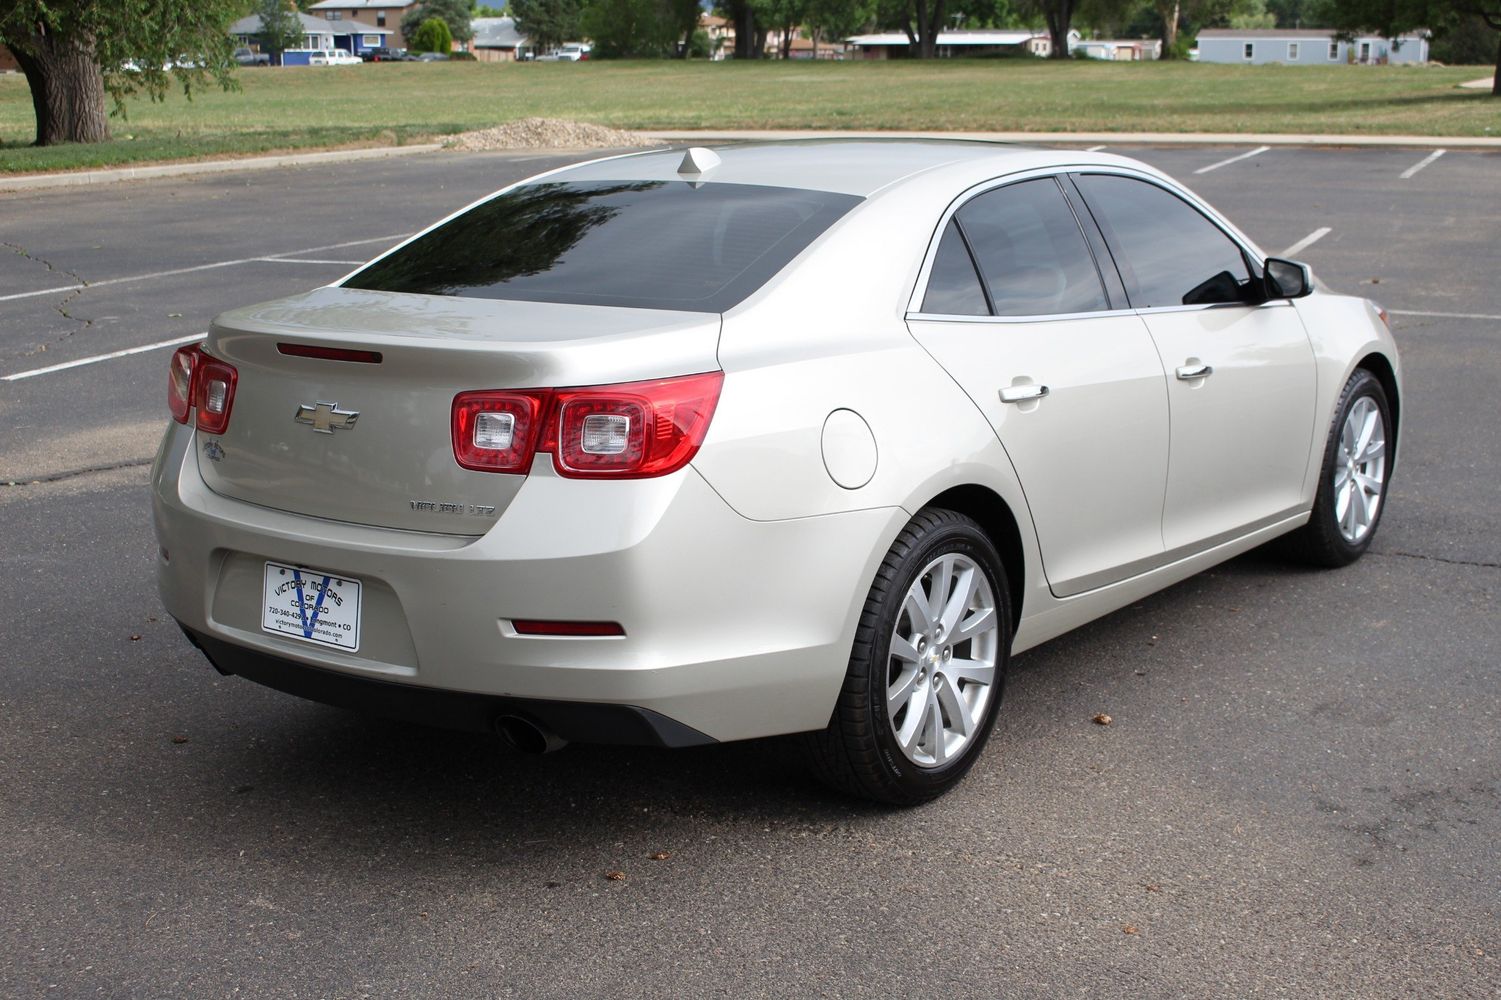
[411,17,453,53]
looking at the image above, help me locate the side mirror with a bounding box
[1264,257,1313,299]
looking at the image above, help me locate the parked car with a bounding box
[360,47,414,62]
[309,49,362,66]
[154,142,1400,804]
[534,42,591,61]
[415,51,450,61]
[233,47,271,67]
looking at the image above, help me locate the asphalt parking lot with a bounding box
[2,142,1498,999]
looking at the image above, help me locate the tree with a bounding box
[1324,0,1500,94]
[1017,0,1079,56]
[511,0,584,50]
[803,0,876,54]
[0,0,240,147]
[401,0,477,46]
[410,16,454,51]
[255,0,305,66]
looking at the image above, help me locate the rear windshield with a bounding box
[344,180,863,313]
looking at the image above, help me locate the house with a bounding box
[845,29,1075,59]
[228,11,394,63]
[308,0,416,40]
[698,13,733,59]
[1194,28,1429,65]
[472,17,530,62]
[1074,38,1161,61]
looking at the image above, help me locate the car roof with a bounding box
[548,139,1133,198]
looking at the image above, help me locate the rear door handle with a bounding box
[1175,363,1213,380]
[999,384,1050,404]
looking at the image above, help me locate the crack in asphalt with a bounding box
[1372,549,1501,571]
[2,458,152,487]
[2,241,93,338]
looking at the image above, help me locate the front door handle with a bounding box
[1175,362,1214,380]
[1000,383,1050,404]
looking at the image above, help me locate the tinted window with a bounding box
[345,180,862,314]
[921,220,989,316]
[955,178,1109,317]
[1074,174,1255,309]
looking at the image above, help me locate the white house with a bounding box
[228,11,393,63]
[1195,28,1429,65]
[845,29,1080,59]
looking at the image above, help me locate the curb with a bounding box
[638,129,1501,149]
[0,143,443,193]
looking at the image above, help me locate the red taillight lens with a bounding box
[168,344,202,424]
[452,372,723,479]
[451,390,551,473]
[194,356,239,435]
[510,619,624,637]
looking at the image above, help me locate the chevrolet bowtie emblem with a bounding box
[294,401,359,434]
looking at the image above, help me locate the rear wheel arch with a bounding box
[922,485,1025,632]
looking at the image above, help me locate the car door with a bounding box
[1071,172,1318,554]
[906,175,1170,598]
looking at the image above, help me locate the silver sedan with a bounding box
[152,141,1399,803]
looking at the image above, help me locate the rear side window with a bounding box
[1073,174,1255,309]
[344,180,862,314]
[921,220,989,316]
[955,177,1110,317]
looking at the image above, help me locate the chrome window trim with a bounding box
[907,165,1272,321]
[907,307,1139,325]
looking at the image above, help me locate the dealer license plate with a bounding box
[261,561,362,651]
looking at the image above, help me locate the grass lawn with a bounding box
[1,59,1496,173]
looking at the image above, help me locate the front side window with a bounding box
[1074,174,1256,309]
[345,180,861,314]
[953,177,1110,317]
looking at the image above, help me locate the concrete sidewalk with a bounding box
[4,129,1496,193]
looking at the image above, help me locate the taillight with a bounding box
[194,356,238,435]
[168,344,201,424]
[451,390,550,473]
[167,343,238,433]
[451,372,723,479]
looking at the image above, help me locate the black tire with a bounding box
[1281,368,1393,568]
[805,508,1012,806]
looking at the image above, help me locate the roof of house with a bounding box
[1196,28,1426,40]
[473,17,527,49]
[846,29,1044,47]
[229,11,392,37]
[309,1,414,9]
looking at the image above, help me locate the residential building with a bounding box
[308,0,416,40]
[1074,38,1161,60]
[227,11,394,63]
[698,13,734,59]
[1194,28,1429,65]
[472,17,530,62]
[845,29,1077,59]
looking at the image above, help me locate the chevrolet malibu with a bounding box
[153,141,1399,803]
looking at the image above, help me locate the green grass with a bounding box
[1,59,1496,173]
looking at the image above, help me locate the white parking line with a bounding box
[1400,149,1445,179]
[0,234,408,304]
[1281,227,1332,258]
[2,332,204,382]
[1085,145,1107,152]
[1389,308,1501,322]
[1194,146,1271,175]
[254,258,367,265]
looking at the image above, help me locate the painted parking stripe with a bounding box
[0,234,408,304]
[1281,227,1332,257]
[1085,145,1107,152]
[1400,149,1445,179]
[1194,146,1271,175]
[2,333,204,382]
[1389,308,1501,321]
[254,258,367,265]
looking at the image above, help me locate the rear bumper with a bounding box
[152,421,904,743]
[182,626,714,746]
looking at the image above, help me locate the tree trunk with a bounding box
[1493,34,1500,96]
[731,1,756,59]
[1158,0,1180,59]
[10,26,112,146]
[1045,0,1075,59]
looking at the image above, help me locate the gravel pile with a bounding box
[445,117,649,151]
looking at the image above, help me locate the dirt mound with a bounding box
[445,117,649,151]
